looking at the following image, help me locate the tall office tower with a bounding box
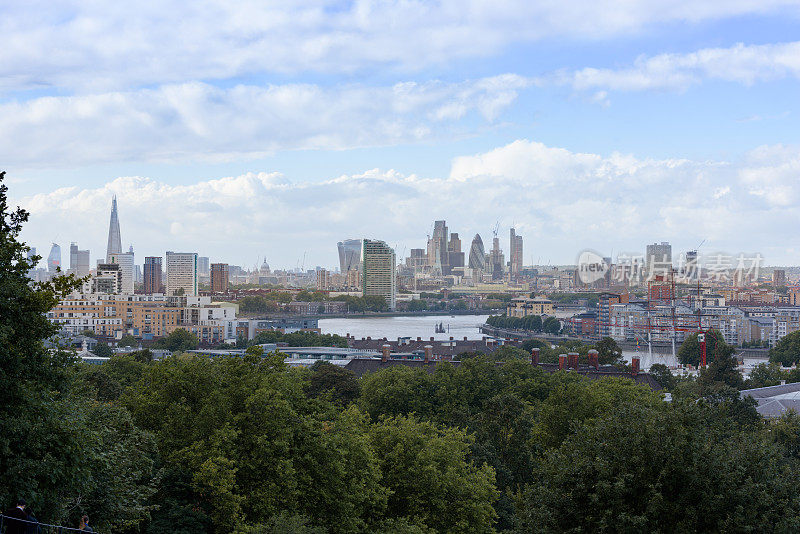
[69,242,91,277]
[198,256,210,276]
[106,196,122,262]
[47,243,61,273]
[94,263,122,294]
[773,269,787,287]
[108,245,135,294]
[683,250,699,280]
[468,234,486,271]
[645,242,672,277]
[166,251,198,296]
[490,237,504,280]
[447,233,465,271]
[211,263,229,293]
[362,239,396,310]
[427,220,449,274]
[405,248,427,270]
[509,228,523,278]
[134,264,142,283]
[337,239,362,273]
[144,256,164,294]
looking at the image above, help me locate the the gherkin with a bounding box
[468,234,486,271]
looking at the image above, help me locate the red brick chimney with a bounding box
[424,345,433,364]
[588,349,599,370]
[381,344,390,363]
[558,354,567,370]
[531,347,540,365]
[568,352,579,370]
[631,356,640,375]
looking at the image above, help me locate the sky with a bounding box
[4,0,800,269]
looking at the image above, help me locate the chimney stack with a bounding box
[588,349,599,370]
[558,354,567,370]
[424,345,433,364]
[381,344,390,363]
[568,352,579,370]
[531,347,540,365]
[631,356,640,375]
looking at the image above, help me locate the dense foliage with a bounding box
[770,330,800,366]
[486,314,561,334]
[250,330,348,348]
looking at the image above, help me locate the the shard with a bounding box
[106,195,122,262]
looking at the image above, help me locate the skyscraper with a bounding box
[447,233,465,272]
[211,263,229,293]
[362,239,396,310]
[337,239,362,273]
[509,228,523,279]
[69,242,91,277]
[489,236,505,280]
[106,196,122,262]
[198,256,210,276]
[144,256,163,294]
[645,242,672,277]
[166,251,198,296]
[427,220,449,274]
[108,245,135,294]
[468,234,486,271]
[47,243,61,273]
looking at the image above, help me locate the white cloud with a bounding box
[15,139,800,268]
[2,1,799,93]
[562,41,800,92]
[0,76,529,167]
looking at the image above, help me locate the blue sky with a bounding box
[3,1,800,268]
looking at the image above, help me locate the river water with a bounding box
[320,314,685,370]
[319,314,490,341]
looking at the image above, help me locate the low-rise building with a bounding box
[507,297,554,318]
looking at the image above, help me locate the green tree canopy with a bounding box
[152,328,200,351]
[678,329,733,367]
[770,330,800,366]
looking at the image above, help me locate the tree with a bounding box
[594,336,624,365]
[153,328,200,351]
[305,361,360,405]
[542,316,561,334]
[746,362,785,389]
[770,330,800,366]
[678,329,733,367]
[122,356,385,533]
[518,402,800,533]
[93,342,114,358]
[369,415,498,533]
[0,172,155,528]
[648,363,677,390]
[118,334,138,347]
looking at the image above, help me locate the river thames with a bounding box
[319,314,490,341]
